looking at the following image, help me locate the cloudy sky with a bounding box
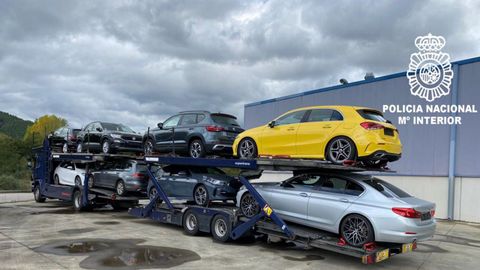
[1,0,479,131]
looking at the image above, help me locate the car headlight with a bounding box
[111,134,122,139]
[206,178,224,185]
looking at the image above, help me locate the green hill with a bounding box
[0,111,33,139]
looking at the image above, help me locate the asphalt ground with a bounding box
[0,199,479,270]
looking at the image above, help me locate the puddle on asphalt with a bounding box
[58,228,97,234]
[34,238,201,269]
[94,221,120,225]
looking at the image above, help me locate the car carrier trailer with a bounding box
[30,139,417,264]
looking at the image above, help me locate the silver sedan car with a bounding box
[236,172,436,247]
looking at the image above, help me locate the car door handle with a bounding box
[323,125,332,129]
[287,128,296,131]
[299,192,308,197]
[339,198,349,203]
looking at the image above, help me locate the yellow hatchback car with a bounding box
[233,106,402,165]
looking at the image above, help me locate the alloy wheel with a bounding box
[239,139,256,159]
[144,140,154,155]
[329,138,352,162]
[149,187,158,201]
[342,216,370,247]
[190,142,202,158]
[102,141,110,154]
[241,193,259,217]
[116,181,125,196]
[194,186,207,205]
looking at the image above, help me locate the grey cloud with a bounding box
[0,0,479,132]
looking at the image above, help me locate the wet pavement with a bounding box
[1,200,480,269]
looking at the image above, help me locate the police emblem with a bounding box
[407,33,454,102]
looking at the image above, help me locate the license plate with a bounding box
[375,249,390,263]
[402,243,414,253]
[421,212,431,221]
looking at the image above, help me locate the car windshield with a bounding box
[102,123,135,133]
[211,114,240,126]
[363,178,411,198]
[357,110,387,123]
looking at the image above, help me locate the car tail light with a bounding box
[430,209,435,217]
[206,125,224,132]
[132,173,146,179]
[392,207,422,218]
[360,122,385,130]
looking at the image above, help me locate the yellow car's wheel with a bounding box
[238,138,258,159]
[326,136,357,165]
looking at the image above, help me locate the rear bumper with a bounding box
[124,180,148,193]
[205,143,233,155]
[375,218,436,243]
[359,151,401,162]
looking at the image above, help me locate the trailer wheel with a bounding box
[183,210,200,236]
[211,215,231,242]
[33,185,46,203]
[73,189,83,211]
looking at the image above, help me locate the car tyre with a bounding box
[75,176,82,187]
[193,184,209,206]
[189,139,206,159]
[326,136,357,165]
[116,180,126,196]
[76,142,83,153]
[148,187,163,206]
[340,214,374,247]
[240,192,259,218]
[102,139,114,154]
[211,214,231,242]
[183,210,200,236]
[72,189,82,211]
[33,185,46,203]
[144,138,154,155]
[54,174,60,185]
[238,138,258,159]
[62,143,69,153]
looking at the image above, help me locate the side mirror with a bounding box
[96,127,103,132]
[157,122,163,129]
[386,120,392,124]
[268,121,276,128]
[27,161,32,169]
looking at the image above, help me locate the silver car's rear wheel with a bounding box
[240,192,259,218]
[340,214,374,247]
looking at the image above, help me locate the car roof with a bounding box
[299,171,373,181]
[283,105,381,114]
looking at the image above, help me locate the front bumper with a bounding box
[112,140,143,152]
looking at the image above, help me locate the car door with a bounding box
[156,115,182,152]
[295,109,344,158]
[94,162,112,188]
[306,176,364,231]
[265,174,322,224]
[88,122,103,149]
[260,110,307,156]
[175,114,198,150]
[62,162,75,186]
[168,168,195,198]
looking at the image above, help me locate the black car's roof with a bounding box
[177,111,237,119]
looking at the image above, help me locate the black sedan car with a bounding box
[89,160,150,196]
[147,165,241,206]
[76,121,143,154]
[143,111,244,158]
[48,126,81,153]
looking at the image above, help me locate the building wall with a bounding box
[244,57,480,222]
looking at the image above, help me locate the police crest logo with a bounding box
[407,33,454,102]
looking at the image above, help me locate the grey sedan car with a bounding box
[90,160,149,196]
[236,172,436,247]
[147,165,241,206]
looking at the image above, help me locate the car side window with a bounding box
[84,123,93,132]
[307,109,333,122]
[163,115,181,128]
[180,114,197,126]
[290,175,322,186]
[320,177,364,196]
[197,114,206,123]
[275,110,306,126]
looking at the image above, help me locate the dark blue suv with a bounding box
[143,111,244,158]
